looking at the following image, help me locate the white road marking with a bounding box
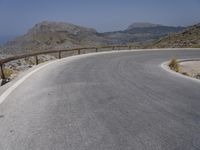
[0,60,59,104]
[0,48,199,104]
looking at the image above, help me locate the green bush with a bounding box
[169,57,180,72]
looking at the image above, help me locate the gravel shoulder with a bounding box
[179,61,200,79]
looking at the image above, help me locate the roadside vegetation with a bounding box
[0,68,13,79]
[168,58,200,80]
[168,57,180,72]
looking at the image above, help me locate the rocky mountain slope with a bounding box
[1,21,107,54]
[150,23,200,48]
[0,21,185,54]
[103,23,184,44]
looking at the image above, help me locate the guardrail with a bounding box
[0,45,132,79]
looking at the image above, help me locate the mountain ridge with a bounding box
[150,23,200,48]
[127,22,162,30]
[0,21,185,54]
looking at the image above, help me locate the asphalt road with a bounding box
[0,49,200,150]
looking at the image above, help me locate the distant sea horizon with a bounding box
[0,35,17,45]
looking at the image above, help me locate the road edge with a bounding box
[161,59,200,84]
[0,48,200,104]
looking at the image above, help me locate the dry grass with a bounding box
[169,57,180,72]
[0,68,13,79]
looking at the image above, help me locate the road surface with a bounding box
[0,49,200,150]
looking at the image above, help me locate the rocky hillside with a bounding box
[1,21,107,54]
[150,23,200,48]
[103,23,185,44]
[0,21,185,54]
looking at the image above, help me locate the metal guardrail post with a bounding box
[78,49,81,55]
[58,51,61,59]
[0,64,5,79]
[0,45,132,80]
[35,55,39,65]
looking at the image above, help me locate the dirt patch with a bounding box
[179,61,200,79]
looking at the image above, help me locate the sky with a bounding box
[0,0,200,38]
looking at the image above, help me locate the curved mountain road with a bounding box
[0,49,200,150]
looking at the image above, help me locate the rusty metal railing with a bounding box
[0,45,133,79]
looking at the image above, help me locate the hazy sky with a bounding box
[0,0,200,36]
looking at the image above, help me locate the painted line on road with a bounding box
[0,48,200,105]
[0,60,60,104]
[0,52,112,105]
[161,61,200,83]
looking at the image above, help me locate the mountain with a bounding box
[150,23,200,48]
[101,22,185,44]
[0,21,185,54]
[127,22,161,29]
[1,21,107,54]
[125,23,185,42]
